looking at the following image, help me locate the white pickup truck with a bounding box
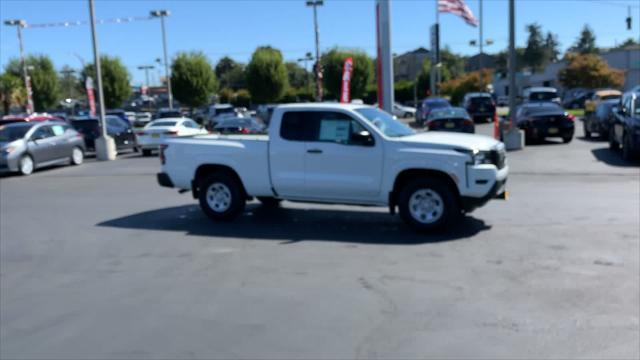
[157,103,508,231]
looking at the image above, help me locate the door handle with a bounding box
[307,149,323,154]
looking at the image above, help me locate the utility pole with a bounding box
[150,10,173,109]
[376,0,394,113]
[137,65,154,88]
[88,0,116,160]
[4,19,33,114]
[306,0,323,102]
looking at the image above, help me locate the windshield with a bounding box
[429,108,469,120]
[0,124,33,142]
[355,107,415,137]
[425,100,449,109]
[470,97,493,106]
[525,104,563,115]
[529,91,557,101]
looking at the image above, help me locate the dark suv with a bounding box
[463,92,496,123]
[609,91,640,161]
[70,115,138,152]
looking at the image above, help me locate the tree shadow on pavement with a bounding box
[591,148,640,167]
[97,203,491,245]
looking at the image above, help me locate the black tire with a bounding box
[397,177,460,231]
[609,130,620,151]
[562,135,573,144]
[198,172,245,221]
[142,149,152,157]
[257,196,282,207]
[583,122,591,139]
[18,154,34,176]
[70,146,84,165]
[622,132,635,161]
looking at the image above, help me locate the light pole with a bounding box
[88,0,116,160]
[150,10,173,109]
[306,0,323,102]
[4,19,33,114]
[137,65,154,88]
[297,52,313,94]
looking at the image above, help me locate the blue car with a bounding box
[609,90,640,161]
[416,98,451,126]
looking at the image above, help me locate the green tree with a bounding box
[439,47,465,81]
[7,56,61,111]
[394,80,414,104]
[171,51,217,109]
[0,72,25,114]
[218,87,234,103]
[494,48,526,77]
[439,69,492,105]
[544,32,561,62]
[80,55,131,109]
[558,53,624,89]
[59,65,81,100]
[245,46,289,103]
[611,38,638,50]
[416,58,432,98]
[570,24,598,54]
[321,48,373,99]
[285,61,309,89]
[215,56,245,90]
[232,89,251,108]
[524,23,547,72]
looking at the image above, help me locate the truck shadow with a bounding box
[97,203,491,245]
[591,148,640,167]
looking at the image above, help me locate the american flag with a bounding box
[438,0,479,27]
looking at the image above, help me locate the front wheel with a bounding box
[70,147,84,165]
[198,172,246,221]
[398,178,460,231]
[18,155,34,176]
[622,132,636,161]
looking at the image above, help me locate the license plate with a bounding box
[548,127,558,134]
[445,122,455,128]
[151,133,160,138]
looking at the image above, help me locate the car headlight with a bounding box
[2,146,16,155]
[473,150,493,165]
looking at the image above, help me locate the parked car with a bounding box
[463,92,496,123]
[256,104,278,125]
[206,113,240,131]
[523,87,561,104]
[584,89,622,115]
[136,117,207,156]
[155,108,183,120]
[393,103,417,118]
[157,103,508,231]
[496,95,509,107]
[134,112,153,127]
[106,109,130,124]
[582,99,619,139]
[213,117,265,134]
[0,121,85,175]
[426,107,475,133]
[609,90,640,161]
[514,102,575,143]
[562,88,593,109]
[70,115,138,153]
[207,104,235,121]
[416,98,451,126]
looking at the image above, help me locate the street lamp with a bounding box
[150,10,173,109]
[4,19,33,114]
[137,65,154,88]
[306,0,323,102]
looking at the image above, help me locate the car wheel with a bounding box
[562,135,573,144]
[18,155,34,176]
[257,196,282,207]
[70,147,84,165]
[609,130,620,151]
[583,122,591,139]
[622,132,635,161]
[398,177,459,231]
[198,172,245,221]
[142,149,152,156]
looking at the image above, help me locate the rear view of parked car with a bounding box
[609,90,640,161]
[0,122,85,176]
[426,107,475,133]
[523,87,561,104]
[416,98,451,126]
[463,92,496,123]
[515,102,575,143]
[70,115,138,153]
[583,99,618,139]
[136,118,207,156]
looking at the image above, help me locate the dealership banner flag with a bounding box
[340,57,354,104]
[85,77,96,117]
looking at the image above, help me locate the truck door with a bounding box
[303,111,383,201]
[269,111,311,197]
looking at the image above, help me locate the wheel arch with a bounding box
[389,168,461,213]
[193,164,248,199]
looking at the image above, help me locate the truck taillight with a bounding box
[160,144,168,165]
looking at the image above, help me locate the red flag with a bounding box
[438,0,479,27]
[85,77,96,117]
[340,57,354,104]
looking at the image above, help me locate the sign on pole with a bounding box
[85,76,96,117]
[340,57,354,104]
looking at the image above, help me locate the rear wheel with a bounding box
[622,132,636,161]
[583,122,591,139]
[18,155,34,176]
[609,129,620,151]
[198,172,245,221]
[142,149,152,156]
[398,178,459,231]
[257,197,282,207]
[562,135,573,144]
[70,147,84,165]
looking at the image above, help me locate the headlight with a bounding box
[473,150,493,165]
[2,146,16,155]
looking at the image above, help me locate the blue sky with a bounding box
[1,0,639,86]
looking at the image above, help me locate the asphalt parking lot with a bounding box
[1,122,639,359]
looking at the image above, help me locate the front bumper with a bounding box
[157,172,174,188]
[461,177,507,212]
[0,154,19,173]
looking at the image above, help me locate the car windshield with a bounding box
[150,121,177,127]
[425,100,449,109]
[429,108,469,120]
[470,97,493,105]
[529,91,557,101]
[0,124,34,141]
[525,104,563,114]
[355,107,415,137]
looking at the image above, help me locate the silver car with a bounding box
[0,121,86,176]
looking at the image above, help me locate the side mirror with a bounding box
[351,130,374,146]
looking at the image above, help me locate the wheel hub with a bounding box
[206,182,232,212]
[408,189,444,224]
